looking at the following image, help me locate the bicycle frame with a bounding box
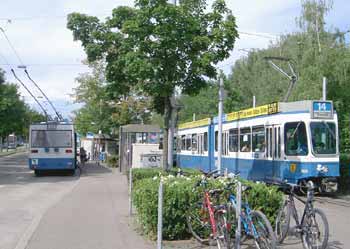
[203,190,218,236]
[229,194,259,238]
[286,190,314,232]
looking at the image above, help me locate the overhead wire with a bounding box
[0,26,62,120]
[11,69,51,120]
[0,27,24,65]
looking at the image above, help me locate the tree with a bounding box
[67,0,238,169]
[72,61,153,135]
[225,0,350,152]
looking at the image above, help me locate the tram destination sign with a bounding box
[311,101,333,119]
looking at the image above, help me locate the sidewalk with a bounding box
[0,147,27,157]
[25,163,154,249]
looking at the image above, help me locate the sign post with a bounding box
[218,76,224,173]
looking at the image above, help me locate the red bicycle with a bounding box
[186,169,230,249]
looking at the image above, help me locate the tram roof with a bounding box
[178,100,334,130]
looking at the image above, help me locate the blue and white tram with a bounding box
[176,100,339,192]
[29,122,77,176]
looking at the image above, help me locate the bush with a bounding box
[106,155,118,168]
[339,154,350,193]
[130,167,201,186]
[132,174,283,240]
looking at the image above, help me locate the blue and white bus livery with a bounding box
[29,122,76,176]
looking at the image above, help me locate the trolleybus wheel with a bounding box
[34,170,42,177]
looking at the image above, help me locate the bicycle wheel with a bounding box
[301,208,329,249]
[251,210,276,249]
[275,199,291,244]
[186,201,213,245]
[216,210,231,249]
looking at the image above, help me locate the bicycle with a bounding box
[186,169,230,249]
[225,179,276,249]
[275,181,329,249]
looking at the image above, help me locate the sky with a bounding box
[0,0,349,119]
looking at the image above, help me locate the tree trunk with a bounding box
[162,97,172,170]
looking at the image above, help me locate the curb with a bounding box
[0,149,27,158]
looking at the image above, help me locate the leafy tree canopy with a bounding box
[67,0,238,167]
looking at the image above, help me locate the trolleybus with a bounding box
[29,122,77,176]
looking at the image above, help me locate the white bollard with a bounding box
[235,181,242,249]
[157,180,164,249]
[129,168,133,216]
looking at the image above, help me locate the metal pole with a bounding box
[235,181,242,249]
[323,77,327,101]
[129,168,133,216]
[253,95,256,108]
[218,77,224,173]
[157,180,164,249]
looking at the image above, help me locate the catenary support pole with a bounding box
[235,181,242,249]
[218,76,224,173]
[323,77,327,101]
[157,180,164,249]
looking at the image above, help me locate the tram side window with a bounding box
[229,129,238,152]
[186,136,192,151]
[204,132,208,152]
[192,134,197,152]
[181,135,186,150]
[252,126,265,152]
[285,122,308,156]
[240,127,251,152]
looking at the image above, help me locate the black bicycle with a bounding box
[275,181,329,249]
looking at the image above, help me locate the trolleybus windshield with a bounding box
[310,122,336,155]
[31,130,72,148]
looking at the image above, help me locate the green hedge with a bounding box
[132,172,283,240]
[130,167,201,185]
[339,154,350,192]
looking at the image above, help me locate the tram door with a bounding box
[266,125,281,179]
[222,131,229,156]
[197,134,204,155]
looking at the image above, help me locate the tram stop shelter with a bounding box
[119,124,161,173]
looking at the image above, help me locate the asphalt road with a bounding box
[0,152,153,249]
[0,152,79,249]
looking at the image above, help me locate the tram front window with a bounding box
[310,122,336,155]
[285,122,308,156]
